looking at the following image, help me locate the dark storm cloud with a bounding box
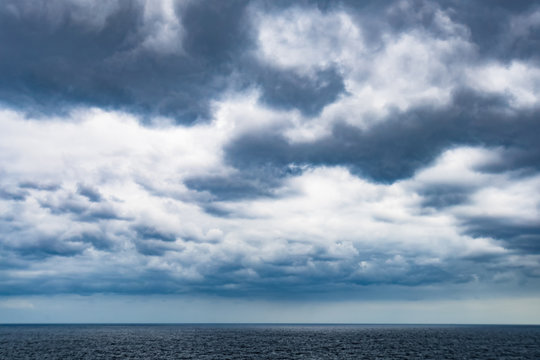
[70,232,115,251]
[5,236,87,258]
[77,183,102,203]
[184,163,301,201]
[181,0,251,61]
[364,0,540,63]
[1,0,539,121]
[0,214,114,262]
[418,184,475,208]
[0,0,252,122]
[38,189,125,222]
[134,239,174,256]
[0,228,534,298]
[19,181,61,192]
[461,217,540,254]
[255,66,346,117]
[221,89,540,186]
[179,255,468,299]
[0,0,347,122]
[0,258,458,298]
[78,206,125,222]
[185,174,272,201]
[438,0,540,62]
[134,225,177,242]
[0,188,28,201]
[0,1,141,115]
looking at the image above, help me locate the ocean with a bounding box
[1,324,539,359]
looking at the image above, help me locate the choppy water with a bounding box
[1,324,539,359]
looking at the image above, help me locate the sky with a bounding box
[0,0,540,324]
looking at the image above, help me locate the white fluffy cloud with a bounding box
[254,3,540,142]
[466,61,540,109]
[255,5,471,139]
[1,104,538,296]
[138,0,187,54]
[256,8,362,72]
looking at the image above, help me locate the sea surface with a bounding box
[1,324,539,359]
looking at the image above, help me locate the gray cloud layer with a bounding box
[0,0,539,300]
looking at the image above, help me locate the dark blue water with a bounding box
[1,324,539,359]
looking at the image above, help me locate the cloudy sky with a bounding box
[1,0,540,324]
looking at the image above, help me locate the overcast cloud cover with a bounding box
[1,0,540,323]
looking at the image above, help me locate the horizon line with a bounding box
[2,322,539,326]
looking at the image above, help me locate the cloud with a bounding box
[1,104,538,298]
[76,184,103,203]
[255,67,345,117]
[438,0,540,61]
[255,7,363,72]
[0,0,539,304]
[1,0,539,124]
[0,0,124,31]
[0,0,250,121]
[254,1,475,140]
[253,1,540,144]
[138,0,186,55]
